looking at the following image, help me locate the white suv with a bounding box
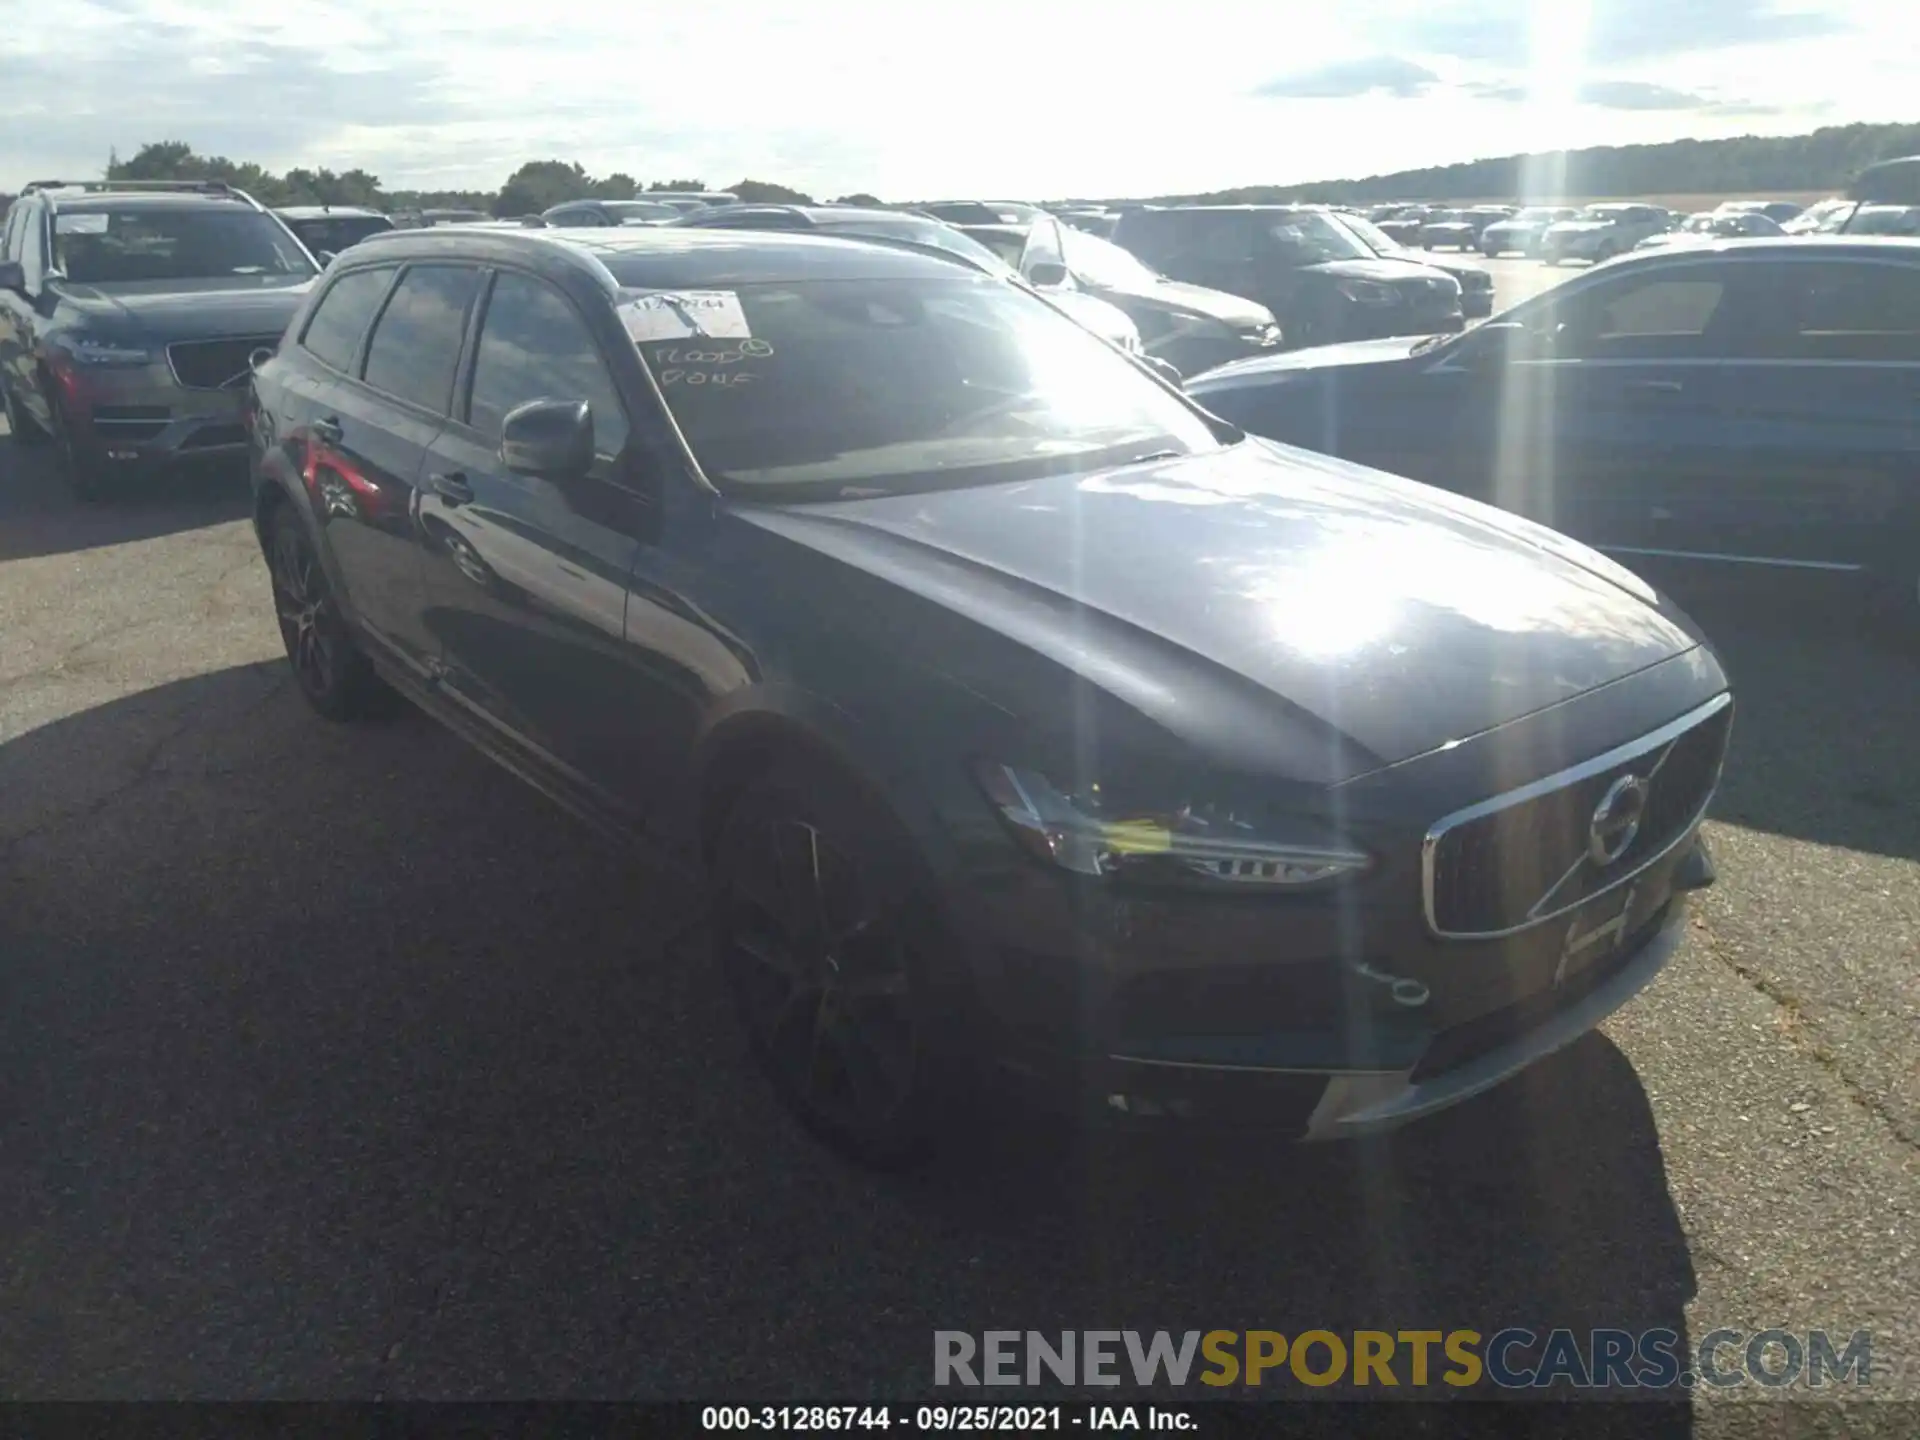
[1539,204,1671,264]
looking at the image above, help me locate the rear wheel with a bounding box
[265,504,395,722]
[709,763,967,1169]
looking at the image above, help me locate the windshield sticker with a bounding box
[55,213,110,234]
[646,337,771,388]
[620,290,752,341]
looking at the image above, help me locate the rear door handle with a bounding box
[429,472,474,506]
[311,414,343,443]
[1625,379,1684,394]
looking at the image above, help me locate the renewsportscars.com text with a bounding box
[934,1328,1872,1391]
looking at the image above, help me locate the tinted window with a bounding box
[1755,261,1920,361]
[1116,211,1250,269]
[468,271,629,460]
[362,265,482,411]
[301,266,395,372]
[288,215,393,253]
[1509,270,1729,360]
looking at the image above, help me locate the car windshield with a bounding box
[1508,208,1557,222]
[816,218,1015,278]
[52,206,317,283]
[1848,205,1920,235]
[1059,227,1163,288]
[1577,206,1631,220]
[287,214,393,253]
[603,201,681,224]
[1330,213,1403,253]
[617,275,1223,499]
[1264,211,1373,262]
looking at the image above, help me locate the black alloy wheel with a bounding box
[711,765,957,1168]
[266,505,392,721]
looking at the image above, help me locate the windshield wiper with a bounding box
[1119,449,1182,466]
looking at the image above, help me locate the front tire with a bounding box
[2,379,48,446]
[265,504,395,722]
[49,394,110,501]
[709,763,966,1170]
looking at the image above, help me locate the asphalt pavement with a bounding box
[1,268,1916,1417]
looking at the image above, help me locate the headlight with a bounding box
[1334,279,1399,306]
[65,338,153,366]
[973,762,1372,889]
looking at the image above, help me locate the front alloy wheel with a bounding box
[712,768,952,1168]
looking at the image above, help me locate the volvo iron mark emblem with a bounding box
[1588,773,1650,868]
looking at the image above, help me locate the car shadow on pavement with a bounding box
[1646,567,1920,865]
[0,662,1695,1424]
[0,439,252,563]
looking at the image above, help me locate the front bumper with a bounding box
[48,354,257,471]
[974,835,1709,1141]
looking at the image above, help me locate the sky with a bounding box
[0,0,1913,198]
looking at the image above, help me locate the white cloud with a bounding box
[0,0,1910,198]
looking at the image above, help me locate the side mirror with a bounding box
[0,260,25,294]
[500,398,594,481]
[1026,261,1070,289]
[1140,354,1183,385]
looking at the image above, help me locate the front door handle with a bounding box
[1625,379,1684,395]
[429,471,474,506]
[311,414,343,444]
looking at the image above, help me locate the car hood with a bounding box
[736,440,1696,781]
[1304,257,1455,286]
[1186,335,1428,386]
[1098,275,1275,329]
[53,277,315,340]
[1046,289,1140,346]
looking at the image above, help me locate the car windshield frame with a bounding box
[50,204,318,284]
[1326,212,1405,255]
[613,273,1229,503]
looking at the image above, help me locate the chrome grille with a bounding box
[166,337,279,391]
[1423,694,1733,939]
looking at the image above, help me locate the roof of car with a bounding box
[43,190,257,211]
[276,205,385,219]
[1607,235,1920,265]
[349,223,988,288]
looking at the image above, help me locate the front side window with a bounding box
[616,274,1223,498]
[361,264,483,411]
[1482,269,1731,361]
[49,206,316,284]
[301,265,397,372]
[468,271,629,459]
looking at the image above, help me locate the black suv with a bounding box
[246,225,1728,1167]
[1112,206,1463,348]
[275,205,396,260]
[0,180,319,499]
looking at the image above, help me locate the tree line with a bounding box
[1152,120,1920,206]
[2,120,1914,217]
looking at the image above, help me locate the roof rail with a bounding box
[24,178,239,196]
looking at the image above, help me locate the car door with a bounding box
[1438,261,1742,550]
[416,265,675,822]
[1699,256,1920,572]
[311,262,482,678]
[0,202,31,420]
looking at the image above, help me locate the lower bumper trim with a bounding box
[1300,893,1689,1140]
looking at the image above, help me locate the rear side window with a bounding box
[361,264,483,412]
[1593,278,1726,338]
[302,266,395,372]
[1117,211,1250,270]
[1756,261,1920,361]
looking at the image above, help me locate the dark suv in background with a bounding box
[1113,206,1463,348]
[276,205,395,261]
[0,179,319,499]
